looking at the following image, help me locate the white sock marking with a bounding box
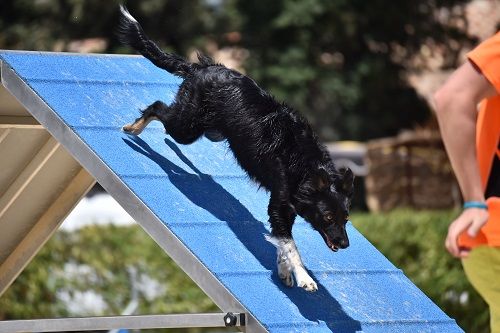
[265,235,318,291]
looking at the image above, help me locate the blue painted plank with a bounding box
[0,51,463,332]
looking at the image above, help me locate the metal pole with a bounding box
[0,312,245,333]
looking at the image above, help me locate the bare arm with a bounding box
[433,61,497,258]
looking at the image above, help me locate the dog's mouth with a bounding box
[321,231,339,252]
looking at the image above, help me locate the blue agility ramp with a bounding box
[0,51,463,332]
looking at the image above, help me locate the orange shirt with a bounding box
[459,32,500,248]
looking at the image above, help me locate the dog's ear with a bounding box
[313,167,331,191]
[336,167,354,197]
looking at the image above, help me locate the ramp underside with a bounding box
[0,51,462,332]
[0,87,95,295]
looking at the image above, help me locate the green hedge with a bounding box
[0,210,490,332]
[0,224,218,332]
[352,209,489,333]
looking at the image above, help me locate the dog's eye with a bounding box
[324,213,334,222]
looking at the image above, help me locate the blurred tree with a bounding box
[0,0,121,50]
[0,0,474,141]
[0,0,238,54]
[235,0,474,141]
[0,225,218,333]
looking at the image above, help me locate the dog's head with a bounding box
[294,166,354,252]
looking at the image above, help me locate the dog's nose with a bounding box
[339,238,349,249]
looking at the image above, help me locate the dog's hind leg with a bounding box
[123,100,205,144]
[123,100,166,135]
[204,129,225,142]
[161,102,205,144]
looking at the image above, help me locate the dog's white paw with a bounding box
[267,235,318,291]
[295,270,318,292]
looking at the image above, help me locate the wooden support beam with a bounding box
[0,137,59,220]
[0,116,39,125]
[0,168,95,296]
[0,128,10,145]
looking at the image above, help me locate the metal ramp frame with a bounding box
[0,50,464,332]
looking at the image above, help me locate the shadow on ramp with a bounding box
[123,135,362,332]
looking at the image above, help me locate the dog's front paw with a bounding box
[295,270,318,292]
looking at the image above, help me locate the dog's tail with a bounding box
[117,5,195,78]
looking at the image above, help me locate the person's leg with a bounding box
[462,246,500,333]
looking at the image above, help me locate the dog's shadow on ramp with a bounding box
[123,136,361,332]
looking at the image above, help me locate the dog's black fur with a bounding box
[117,6,353,281]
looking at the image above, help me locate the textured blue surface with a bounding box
[0,51,463,332]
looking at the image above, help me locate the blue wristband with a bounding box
[463,201,488,210]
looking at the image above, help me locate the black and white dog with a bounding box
[118,5,353,292]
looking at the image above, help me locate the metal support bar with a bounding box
[0,312,245,332]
